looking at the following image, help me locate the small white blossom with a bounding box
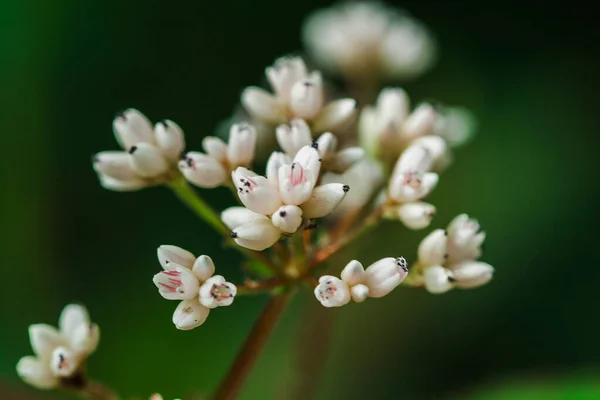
[230,218,283,251]
[384,201,436,230]
[416,214,493,294]
[314,276,351,308]
[303,2,436,81]
[241,56,356,132]
[179,123,257,189]
[363,257,409,298]
[16,304,99,390]
[271,205,304,234]
[153,247,236,329]
[93,109,185,191]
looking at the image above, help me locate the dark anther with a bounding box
[443,230,448,236]
[303,81,313,87]
[305,222,318,230]
[448,276,457,283]
[443,253,449,259]
[114,110,126,119]
[159,119,169,127]
[311,140,319,149]
[342,185,350,192]
[230,231,238,238]
[279,210,287,217]
[318,158,323,162]
[128,146,138,154]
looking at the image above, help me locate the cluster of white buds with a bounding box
[241,56,356,132]
[153,246,236,330]
[303,2,436,81]
[276,118,364,173]
[414,214,493,294]
[223,145,350,250]
[314,257,408,307]
[178,123,257,188]
[16,305,99,390]
[93,109,185,191]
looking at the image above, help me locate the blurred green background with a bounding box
[2,0,599,399]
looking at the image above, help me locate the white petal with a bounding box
[154,120,185,162]
[300,183,349,219]
[221,207,268,230]
[450,261,494,288]
[68,323,100,355]
[232,219,282,251]
[128,143,170,178]
[314,276,351,308]
[411,135,448,170]
[395,202,436,230]
[241,87,286,124]
[192,255,216,281]
[330,147,364,172]
[232,167,282,215]
[340,260,366,286]
[227,123,257,167]
[29,324,65,360]
[59,304,90,340]
[293,145,322,176]
[179,152,227,188]
[423,265,453,294]
[350,284,370,303]
[278,164,317,206]
[98,174,148,192]
[403,103,436,140]
[172,299,210,330]
[378,88,410,125]
[364,257,409,298]
[49,346,79,377]
[266,56,308,102]
[388,170,438,203]
[276,119,312,156]
[113,109,155,150]
[289,72,324,120]
[93,151,139,181]
[266,151,292,186]
[271,205,303,233]
[157,245,195,270]
[199,275,237,308]
[315,132,338,156]
[16,356,58,390]
[202,136,228,163]
[392,145,433,175]
[153,266,200,300]
[418,229,447,266]
[312,98,356,132]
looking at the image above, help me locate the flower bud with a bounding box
[271,205,303,233]
[179,152,227,188]
[242,87,286,124]
[202,136,228,163]
[232,168,282,215]
[364,257,408,298]
[315,132,338,156]
[93,151,138,181]
[312,98,356,133]
[450,261,494,288]
[221,207,269,230]
[387,201,435,230]
[266,56,308,102]
[192,255,216,281]
[289,72,324,120]
[411,135,449,170]
[418,229,447,266]
[340,260,366,286]
[276,119,312,156]
[300,183,349,219]
[350,284,370,303]
[265,151,292,186]
[314,276,351,307]
[154,120,185,162]
[402,103,436,140]
[330,147,364,172]
[128,143,169,178]
[231,219,282,251]
[113,108,155,150]
[423,265,453,294]
[157,245,196,270]
[172,299,210,330]
[227,123,257,167]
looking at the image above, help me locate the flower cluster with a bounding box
[413,214,493,294]
[16,305,99,390]
[154,246,236,330]
[315,257,409,307]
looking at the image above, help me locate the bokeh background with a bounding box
[2,0,599,399]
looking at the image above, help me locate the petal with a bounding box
[113,108,155,150]
[154,120,185,162]
[266,56,308,102]
[392,145,433,175]
[192,255,216,281]
[350,284,370,303]
[271,205,303,234]
[266,151,292,186]
[314,276,351,308]
[340,260,366,286]
[364,257,408,298]
[450,261,494,289]
[403,103,437,140]
[423,265,453,294]
[49,346,80,377]
[157,245,195,270]
[418,229,448,266]
[227,123,257,167]
[293,145,322,176]
[241,87,286,124]
[199,275,237,309]
[395,201,436,230]
[315,132,338,156]
[128,143,170,178]
[59,304,90,339]
[232,167,282,215]
[377,88,410,125]
[330,147,364,172]
[153,266,200,300]
[278,164,317,206]
[289,72,324,120]
[29,324,65,360]
[231,219,282,251]
[179,152,227,188]
[411,135,449,170]
[301,183,349,219]
[93,151,139,181]
[312,98,356,132]
[276,118,312,156]
[16,356,58,390]
[68,323,100,355]
[221,207,268,230]
[98,174,148,192]
[202,136,229,162]
[172,299,210,330]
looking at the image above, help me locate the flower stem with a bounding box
[167,177,278,274]
[79,381,119,400]
[213,290,295,400]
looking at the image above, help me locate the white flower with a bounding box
[271,205,304,234]
[314,276,351,308]
[303,2,436,81]
[416,214,493,294]
[153,247,236,329]
[384,201,436,230]
[93,109,185,191]
[230,219,282,251]
[363,257,409,298]
[179,123,257,189]
[241,56,356,132]
[16,304,99,390]
[232,167,283,215]
[276,119,364,173]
